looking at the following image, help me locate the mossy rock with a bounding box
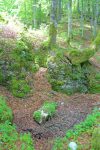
[0,96,13,123]
[92,127,100,150]
[33,102,57,124]
[69,48,95,65]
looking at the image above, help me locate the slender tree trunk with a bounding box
[92,0,98,37]
[58,0,62,22]
[67,0,72,44]
[33,0,37,28]
[80,0,84,38]
[49,0,57,46]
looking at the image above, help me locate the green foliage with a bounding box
[34,40,50,67]
[0,121,18,150]
[20,133,35,150]
[0,96,13,123]
[43,101,57,116]
[10,78,31,98]
[0,121,35,150]
[66,109,100,139]
[89,72,100,94]
[92,127,100,150]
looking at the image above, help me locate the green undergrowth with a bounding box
[0,95,35,150]
[0,33,38,98]
[0,96,13,123]
[52,109,100,150]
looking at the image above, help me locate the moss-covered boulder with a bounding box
[33,102,57,124]
[92,127,100,150]
[0,96,13,123]
[68,48,95,65]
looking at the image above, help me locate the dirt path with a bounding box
[0,68,100,150]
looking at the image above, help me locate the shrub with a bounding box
[89,72,100,94]
[0,96,13,123]
[10,78,31,98]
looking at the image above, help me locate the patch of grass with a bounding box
[0,96,13,123]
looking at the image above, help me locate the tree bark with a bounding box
[49,0,58,46]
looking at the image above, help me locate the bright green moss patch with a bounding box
[0,96,13,123]
[33,102,57,124]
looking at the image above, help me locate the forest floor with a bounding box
[0,66,100,150]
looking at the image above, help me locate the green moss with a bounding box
[33,111,41,123]
[0,96,13,123]
[92,127,100,150]
[43,101,57,117]
[69,48,95,65]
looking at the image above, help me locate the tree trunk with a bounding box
[67,0,72,44]
[33,0,37,28]
[49,0,57,47]
[58,0,62,22]
[80,0,84,38]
